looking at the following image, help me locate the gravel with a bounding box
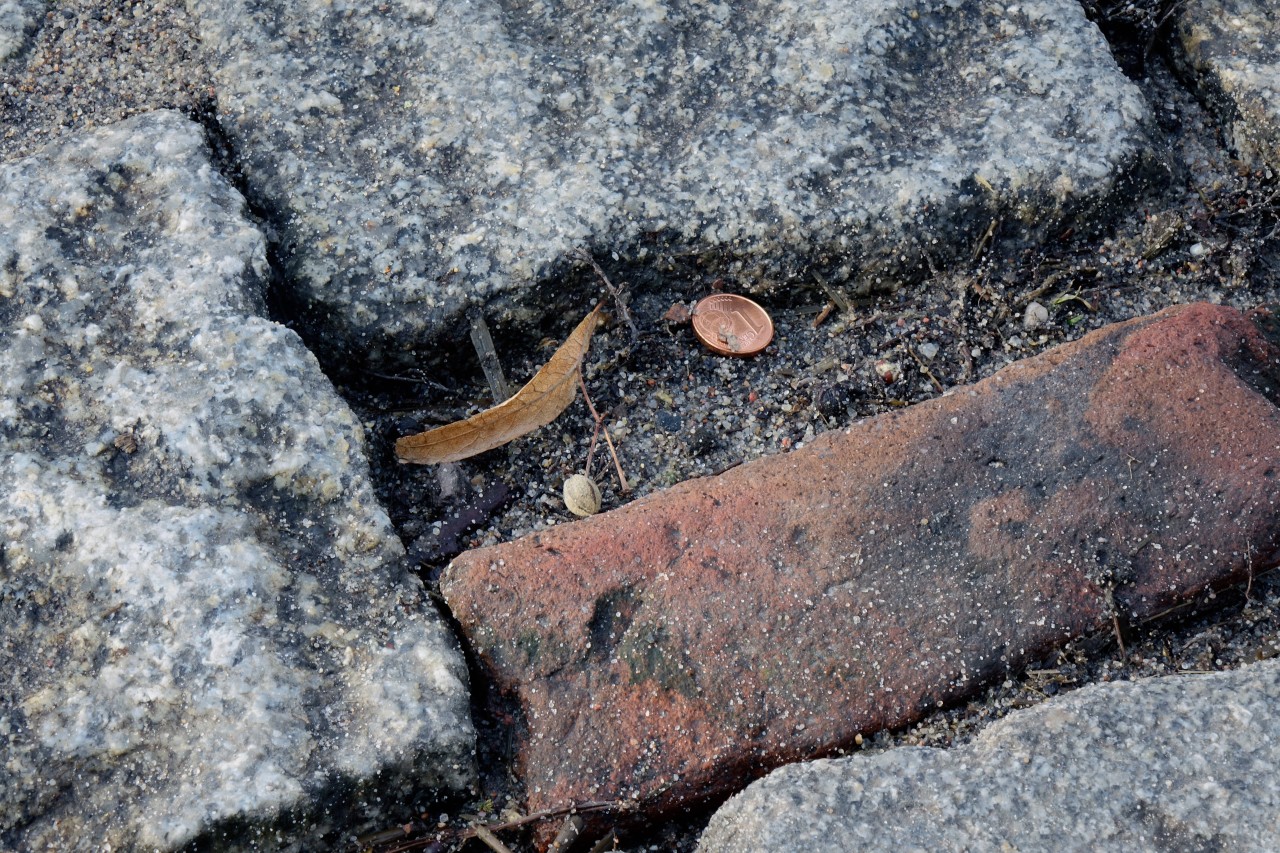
[0,1,211,159]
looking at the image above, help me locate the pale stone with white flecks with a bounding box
[0,111,474,851]
[699,660,1280,852]
[1175,0,1280,168]
[187,0,1156,369]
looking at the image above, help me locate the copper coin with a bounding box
[691,294,774,357]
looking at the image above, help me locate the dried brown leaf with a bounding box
[396,305,603,464]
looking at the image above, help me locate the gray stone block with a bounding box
[0,111,475,851]
[698,661,1280,852]
[188,0,1155,369]
[1176,0,1280,168]
[0,0,42,62]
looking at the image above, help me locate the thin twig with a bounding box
[469,312,512,402]
[363,369,451,392]
[464,800,631,838]
[578,370,631,492]
[907,346,944,393]
[599,422,629,493]
[1244,544,1256,604]
[1141,599,1196,624]
[574,248,639,347]
[971,218,998,261]
[1019,269,1072,306]
[1099,585,1127,658]
[378,801,631,852]
[811,270,852,313]
[584,416,602,479]
[473,825,515,853]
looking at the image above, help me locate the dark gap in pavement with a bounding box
[186,96,308,346]
[1078,0,1185,81]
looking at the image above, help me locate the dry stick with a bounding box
[364,369,452,392]
[380,804,603,853]
[583,415,603,479]
[811,301,836,329]
[1112,609,1127,658]
[811,270,852,314]
[472,825,515,853]
[355,823,420,848]
[548,815,585,852]
[469,312,512,403]
[458,801,630,842]
[381,834,447,853]
[1245,545,1256,604]
[1019,269,1071,306]
[971,217,999,261]
[1141,598,1196,625]
[1098,581,1128,658]
[578,370,631,492]
[375,798,631,851]
[907,345,944,393]
[573,248,639,347]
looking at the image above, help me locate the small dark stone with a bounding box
[814,382,856,421]
[394,415,423,436]
[409,481,513,573]
[688,425,719,457]
[655,410,681,433]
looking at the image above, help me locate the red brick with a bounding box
[441,303,1280,842]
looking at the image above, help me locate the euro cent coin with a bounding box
[691,294,774,357]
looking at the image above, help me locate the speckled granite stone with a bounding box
[1176,0,1280,168]
[0,111,474,851]
[187,0,1154,369]
[0,0,42,62]
[698,660,1280,852]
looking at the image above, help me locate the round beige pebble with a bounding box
[563,474,602,517]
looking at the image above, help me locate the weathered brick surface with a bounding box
[441,303,1280,839]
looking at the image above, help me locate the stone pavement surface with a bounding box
[0,0,1278,850]
[0,0,42,62]
[1176,0,1280,170]
[442,302,1280,839]
[185,0,1153,369]
[697,658,1280,852]
[0,112,474,851]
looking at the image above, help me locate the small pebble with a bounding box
[689,425,720,457]
[563,474,602,517]
[655,410,681,433]
[1023,301,1050,330]
[874,359,901,384]
[814,382,855,421]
